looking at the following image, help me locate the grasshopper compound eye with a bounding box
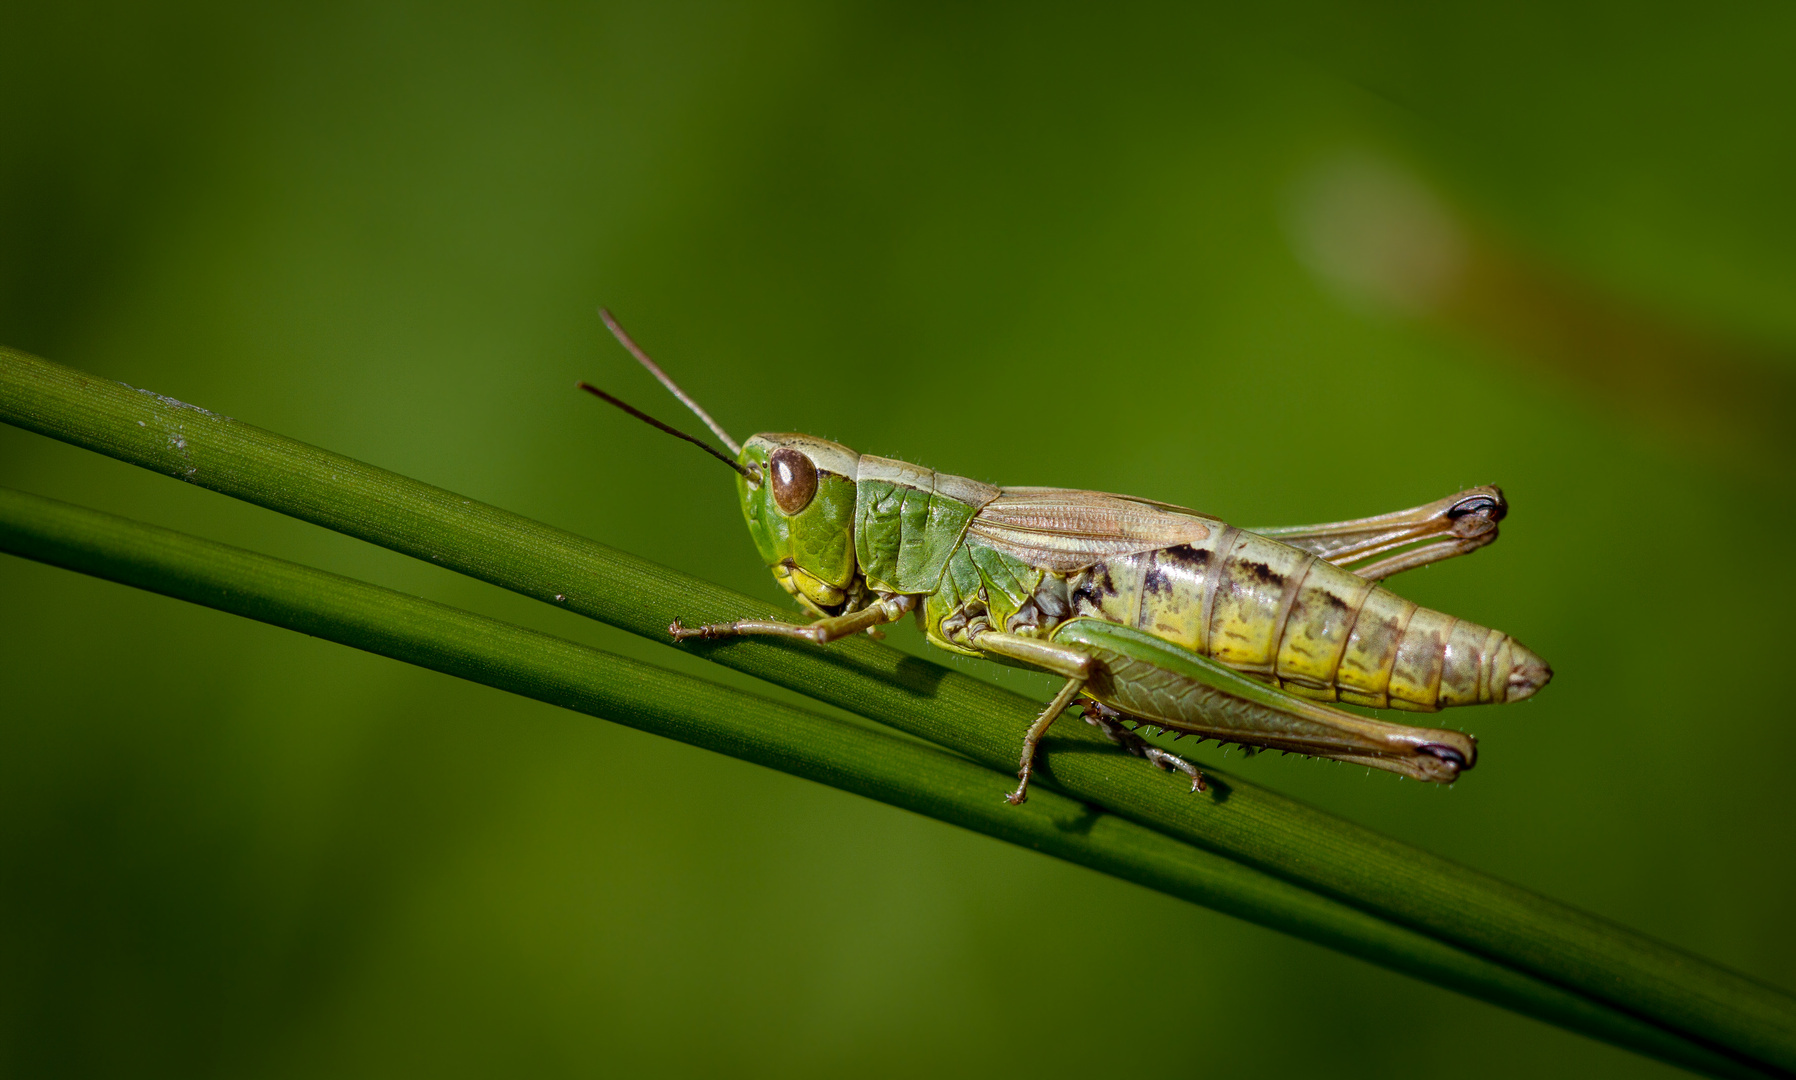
[769,447,818,515]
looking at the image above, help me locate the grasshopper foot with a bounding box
[669,617,731,641]
[1082,701,1207,794]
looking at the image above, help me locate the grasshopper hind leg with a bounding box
[1080,700,1207,794]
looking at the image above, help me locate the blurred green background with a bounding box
[4,2,1794,1076]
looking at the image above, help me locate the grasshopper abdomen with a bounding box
[1065,529,1549,712]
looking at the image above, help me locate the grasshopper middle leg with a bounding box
[966,629,1104,804]
[1006,676,1086,805]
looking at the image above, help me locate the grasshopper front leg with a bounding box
[671,594,917,644]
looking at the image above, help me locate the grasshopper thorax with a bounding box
[739,433,863,616]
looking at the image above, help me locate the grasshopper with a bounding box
[584,312,1551,803]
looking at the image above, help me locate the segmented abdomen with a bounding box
[1064,528,1544,710]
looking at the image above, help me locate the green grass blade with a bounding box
[0,483,1764,1080]
[3,345,1793,1073]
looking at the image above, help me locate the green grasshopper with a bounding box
[584,312,1552,803]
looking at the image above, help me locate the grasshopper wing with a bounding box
[966,487,1220,573]
[1252,486,1506,582]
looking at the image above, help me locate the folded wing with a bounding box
[967,486,1219,573]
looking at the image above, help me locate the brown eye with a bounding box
[769,447,818,515]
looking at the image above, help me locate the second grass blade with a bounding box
[2,345,1791,1073]
[0,483,1763,1080]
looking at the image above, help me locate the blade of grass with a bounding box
[3,345,1792,1073]
[0,483,1763,1080]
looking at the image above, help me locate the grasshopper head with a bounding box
[581,312,866,616]
[739,434,862,616]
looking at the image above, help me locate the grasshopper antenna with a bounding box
[598,308,743,456]
[577,382,760,484]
